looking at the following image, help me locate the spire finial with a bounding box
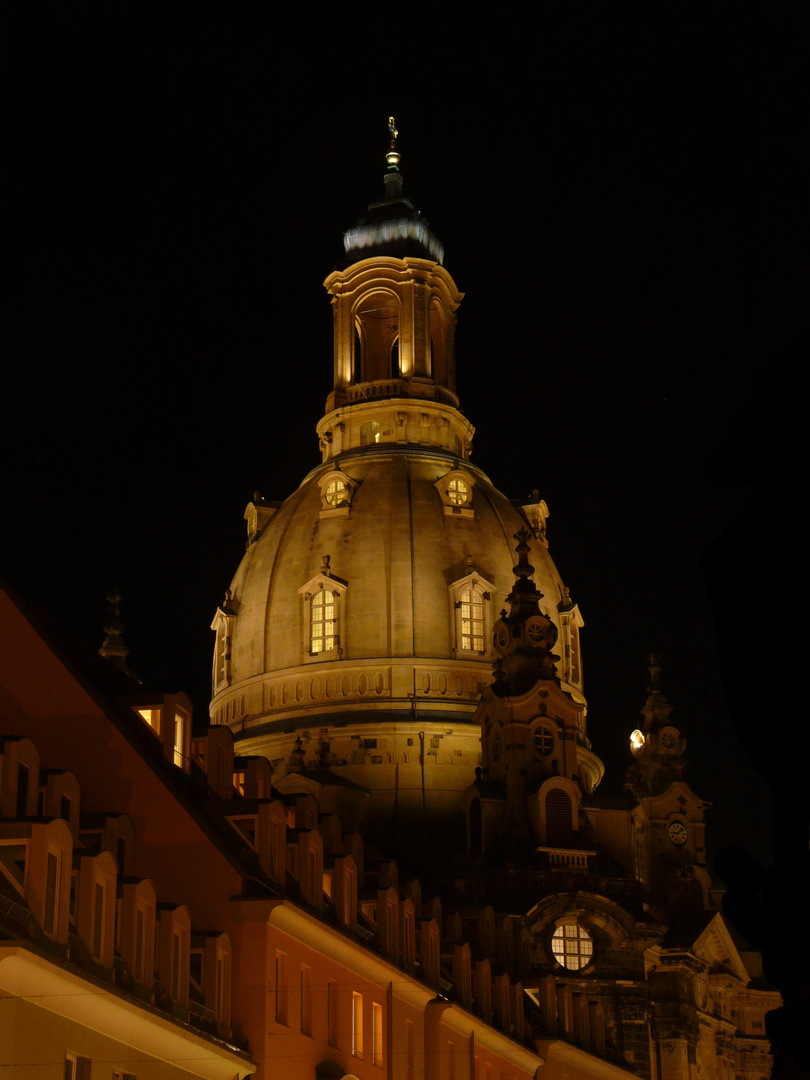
[386,116,400,169]
[99,588,139,681]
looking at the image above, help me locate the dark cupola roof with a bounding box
[342,117,444,266]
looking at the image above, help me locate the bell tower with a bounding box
[317,119,474,463]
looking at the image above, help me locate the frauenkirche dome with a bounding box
[211,122,587,850]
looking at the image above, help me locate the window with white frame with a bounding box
[173,709,188,769]
[459,584,486,652]
[64,1054,91,1080]
[435,469,475,516]
[318,469,357,516]
[311,588,338,654]
[299,561,347,660]
[449,571,494,658]
[372,1000,384,1066]
[352,991,364,1057]
[551,921,593,971]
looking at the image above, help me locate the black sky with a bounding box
[6,6,810,868]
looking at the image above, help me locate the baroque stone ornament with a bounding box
[491,530,560,697]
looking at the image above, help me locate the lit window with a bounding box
[551,922,593,971]
[460,585,485,651]
[325,479,348,506]
[436,469,475,514]
[534,725,555,757]
[136,708,161,735]
[372,1000,384,1066]
[174,710,187,769]
[311,589,338,654]
[352,991,364,1057]
[361,421,381,445]
[447,478,468,505]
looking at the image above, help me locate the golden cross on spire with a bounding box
[386,116,401,168]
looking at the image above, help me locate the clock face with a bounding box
[668,821,688,846]
[630,729,645,756]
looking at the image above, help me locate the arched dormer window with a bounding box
[298,557,347,662]
[211,592,238,695]
[318,469,358,519]
[558,593,584,693]
[435,468,475,518]
[449,565,495,658]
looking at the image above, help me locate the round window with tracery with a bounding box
[551,922,593,970]
[325,480,348,506]
[446,479,468,505]
[534,725,555,758]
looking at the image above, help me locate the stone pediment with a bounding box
[663,911,751,982]
[692,912,751,982]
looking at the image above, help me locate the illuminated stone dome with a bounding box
[211,129,587,848]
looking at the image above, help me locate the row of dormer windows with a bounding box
[0,734,234,1037]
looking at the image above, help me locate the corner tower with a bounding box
[210,124,586,854]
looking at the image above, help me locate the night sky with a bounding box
[6,7,810,870]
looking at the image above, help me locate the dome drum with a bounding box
[317,398,474,462]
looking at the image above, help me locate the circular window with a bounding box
[659,727,678,751]
[534,725,555,758]
[446,479,468,505]
[551,922,593,970]
[325,480,348,506]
